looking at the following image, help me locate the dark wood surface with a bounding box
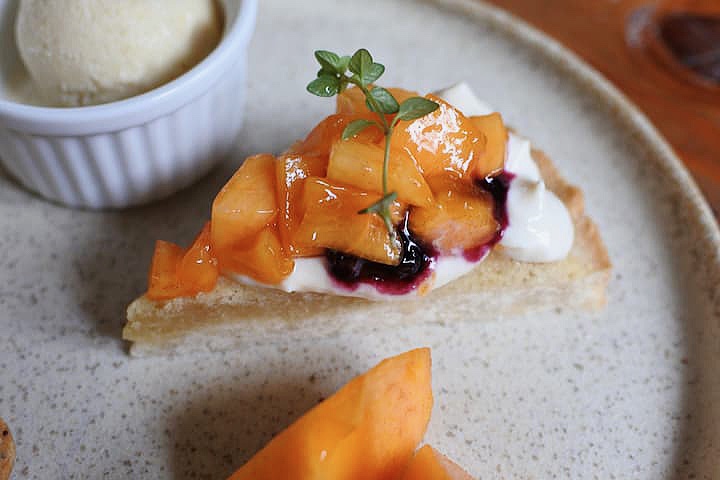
[484,0,720,216]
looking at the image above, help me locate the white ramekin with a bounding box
[0,0,257,209]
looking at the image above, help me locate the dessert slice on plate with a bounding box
[124,50,610,356]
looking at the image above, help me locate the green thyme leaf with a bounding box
[366,87,399,114]
[362,63,385,85]
[359,191,398,215]
[349,49,373,80]
[396,97,440,122]
[317,67,335,77]
[342,119,378,140]
[314,50,342,73]
[307,75,341,97]
[307,48,440,246]
[338,55,351,73]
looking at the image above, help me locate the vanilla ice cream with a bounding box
[15,0,223,107]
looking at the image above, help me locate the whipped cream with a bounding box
[227,82,574,299]
[500,134,574,262]
[432,82,495,116]
[227,255,479,301]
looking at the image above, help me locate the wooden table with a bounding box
[484,0,720,216]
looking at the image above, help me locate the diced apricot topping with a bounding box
[293,113,383,157]
[218,225,294,285]
[147,222,219,300]
[471,113,507,178]
[146,241,186,301]
[145,85,512,299]
[227,348,433,480]
[398,445,475,480]
[276,152,328,256]
[294,177,405,265]
[177,222,219,294]
[391,95,486,180]
[211,154,279,252]
[409,176,499,254]
[327,140,434,207]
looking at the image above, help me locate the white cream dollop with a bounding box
[431,82,495,116]
[433,82,574,263]
[227,256,479,301]
[500,134,574,262]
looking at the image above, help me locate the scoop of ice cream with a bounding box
[15,0,223,107]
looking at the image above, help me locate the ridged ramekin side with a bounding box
[0,54,248,209]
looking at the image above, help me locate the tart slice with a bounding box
[124,50,610,356]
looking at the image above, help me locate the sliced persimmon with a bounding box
[211,154,278,252]
[146,240,186,301]
[227,348,433,480]
[327,140,434,207]
[391,95,486,180]
[398,445,475,480]
[471,113,507,178]
[275,152,328,257]
[293,113,383,157]
[218,225,294,285]
[293,177,405,265]
[409,176,499,254]
[177,222,218,294]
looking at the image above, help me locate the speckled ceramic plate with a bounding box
[1,0,719,478]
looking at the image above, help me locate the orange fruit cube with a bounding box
[409,176,499,254]
[176,222,218,294]
[293,113,383,157]
[146,222,219,300]
[211,154,279,252]
[391,95,486,180]
[276,152,328,256]
[146,240,186,301]
[227,348,433,480]
[294,177,405,265]
[336,86,418,117]
[218,225,294,285]
[327,139,434,207]
[471,113,508,178]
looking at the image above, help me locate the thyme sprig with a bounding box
[307,48,439,245]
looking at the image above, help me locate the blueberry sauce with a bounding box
[325,213,435,295]
[325,172,513,295]
[463,171,514,262]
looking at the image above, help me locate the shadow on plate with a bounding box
[69,160,239,344]
[0,154,243,347]
[166,364,328,479]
